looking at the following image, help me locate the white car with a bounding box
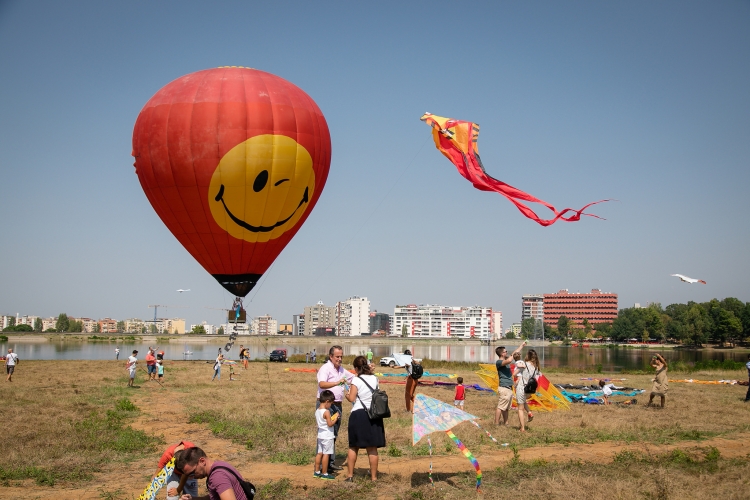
[379,353,413,368]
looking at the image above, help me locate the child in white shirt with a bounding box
[314,390,339,480]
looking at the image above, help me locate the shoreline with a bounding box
[3,333,749,352]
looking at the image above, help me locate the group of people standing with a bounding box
[493,341,538,432]
[315,345,386,482]
[124,347,164,387]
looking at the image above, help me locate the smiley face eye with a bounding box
[253,170,269,192]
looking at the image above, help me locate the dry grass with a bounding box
[0,361,160,486]
[1,359,749,499]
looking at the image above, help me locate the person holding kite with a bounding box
[493,342,526,426]
[647,353,669,408]
[343,356,386,482]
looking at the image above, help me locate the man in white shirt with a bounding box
[5,348,19,382]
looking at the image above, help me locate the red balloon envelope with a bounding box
[132,67,331,296]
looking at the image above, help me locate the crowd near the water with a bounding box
[4,344,750,500]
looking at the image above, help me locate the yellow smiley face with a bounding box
[208,135,316,243]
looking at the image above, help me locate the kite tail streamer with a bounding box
[470,420,498,443]
[138,457,175,500]
[446,430,481,492]
[428,437,434,487]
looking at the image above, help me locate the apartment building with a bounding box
[250,315,277,336]
[390,304,493,339]
[543,289,618,328]
[521,295,544,322]
[336,296,370,336]
[369,311,390,335]
[303,301,336,336]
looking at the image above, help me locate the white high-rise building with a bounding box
[250,315,278,336]
[336,296,370,336]
[491,311,503,339]
[390,304,493,339]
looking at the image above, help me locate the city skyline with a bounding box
[1,3,748,330]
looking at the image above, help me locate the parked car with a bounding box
[269,349,288,362]
[379,353,413,368]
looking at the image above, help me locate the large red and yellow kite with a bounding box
[421,113,607,226]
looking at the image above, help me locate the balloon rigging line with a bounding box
[296,135,430,300]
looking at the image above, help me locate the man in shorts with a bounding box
[146,347,157,381]
[494,344,524,425]
[5,348,19,382]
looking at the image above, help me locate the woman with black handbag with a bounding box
[343,355,386,482]
[514,348,539,432]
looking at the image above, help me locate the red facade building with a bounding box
[543,289,618,328]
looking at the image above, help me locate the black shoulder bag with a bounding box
[523,364,538,395]
[208,465,255,500]
[356,376,391,419]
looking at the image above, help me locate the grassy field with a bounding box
[1,359,748,499]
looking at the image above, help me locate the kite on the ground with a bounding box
[421,113,608,226]
[671,274,707,284]
[413,394,482,491]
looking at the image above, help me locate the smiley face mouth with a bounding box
[214,184,309,233]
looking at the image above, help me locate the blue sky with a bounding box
[1,1,748,329]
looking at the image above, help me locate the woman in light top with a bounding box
[514,348,539,432]
[344,355,385,482]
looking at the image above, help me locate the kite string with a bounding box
[470,420,498,444]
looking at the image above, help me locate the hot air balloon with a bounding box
[132,67,331,298]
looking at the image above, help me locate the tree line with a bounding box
[530,297,749,346]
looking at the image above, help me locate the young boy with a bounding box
[314,390,339,480]
[156,353,164,381]
[229,362,236,381]
[454,377,466,408]
[126,350,138,387]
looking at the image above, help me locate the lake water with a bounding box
[2,338,747,371]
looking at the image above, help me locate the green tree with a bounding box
[12,324,33,332]
[68,320,83,332]
[94,322,101,333]
[401,324,408,337]
[217,326,224,335]
[713,309,742,346]
[582,318,593,338]
[594,322,613,338]
[56,313,70,333]
[33,317,43,332]
[149,324,158,334]
[521,318,536,339]
[505,330,515,339]
[641,328,650,343]
[192,324,207,335]
[116,321,125,333]
[557,315,570,338]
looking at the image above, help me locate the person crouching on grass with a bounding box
[314,390,338,480]
[454,377,465,409]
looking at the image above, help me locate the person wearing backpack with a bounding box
[514,349,539,432]
[176,446,254,500]
[343,355,386,482]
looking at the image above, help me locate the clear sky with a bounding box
[1,1,748,329]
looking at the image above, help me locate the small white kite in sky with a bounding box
[671,274,706,285]
[177,289,191,293]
